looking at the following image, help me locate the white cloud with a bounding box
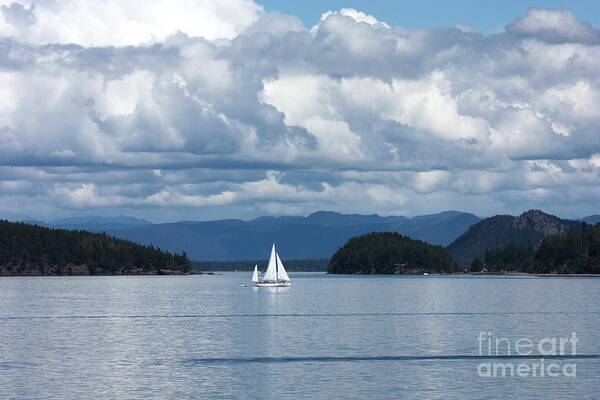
[540,81,600,120]
[0,0,262,46]
[95,71,154,117]
[413,171,451,193]
[341,73,491,142]
[319,8,389,28]
[508,8,600,44]
[1,5,600,220]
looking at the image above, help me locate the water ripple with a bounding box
[0,362,37,371]
[2,311,600,320]
[183,354,600,365]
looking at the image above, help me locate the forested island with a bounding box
[328,232,458,274]
[0,220,192,276]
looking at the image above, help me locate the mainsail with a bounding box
[261,244,290,282]
[262,244,278,282]
[251,264,259,283]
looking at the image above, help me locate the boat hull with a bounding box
[255,281,291,287]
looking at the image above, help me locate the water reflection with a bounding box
[0,274,599,399]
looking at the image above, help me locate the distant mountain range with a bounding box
[27,211,480,261]
[447,210,585,266]
[19,210,598,263]
[24,215,152,231]
[52,215,152,226]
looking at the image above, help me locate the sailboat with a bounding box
[254,244,291,287]
[252,264,259,283]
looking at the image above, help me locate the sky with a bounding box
[261,0,600,32]
[0,1,600,222]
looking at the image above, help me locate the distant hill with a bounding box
[0,220,191,276]
[52,215,152,226]
[581,215,600,224]
[447,210,583,266]
[40,211,479,261]
[328,232,458,274]
[48,215,153,232]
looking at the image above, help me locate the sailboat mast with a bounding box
[275,249,279,281]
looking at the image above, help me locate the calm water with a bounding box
[1,273,599,399]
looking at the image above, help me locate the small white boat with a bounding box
[254,244,291,287]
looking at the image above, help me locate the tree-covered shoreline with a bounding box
[329,223,600,275]
[474,222,600,274]
[0,220,192,276]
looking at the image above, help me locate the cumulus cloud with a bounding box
[0,0,261,46]
[317,8,390,28]
[508,8,600,44]
[0,3,599,220]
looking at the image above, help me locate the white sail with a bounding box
[251,264,259,282]
[262,244,278,282]
[276,252,290,282]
